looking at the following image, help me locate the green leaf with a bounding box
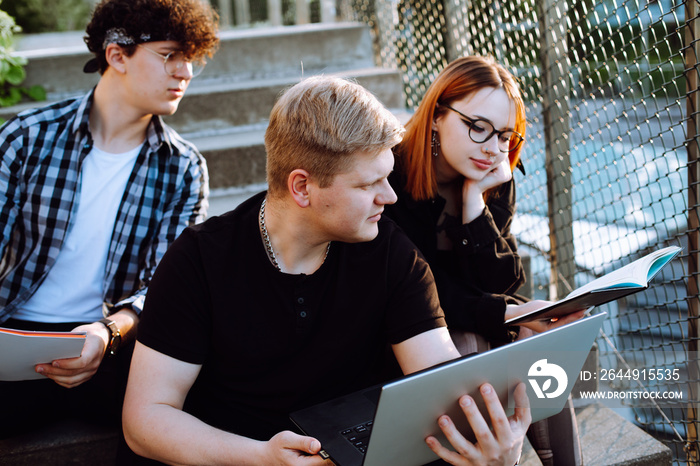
[7,55,28,67]
[0,87,22,107]
[0,60,8,85]
[0,9,45,108]
[5,64,25,86]
[24,85,46,102]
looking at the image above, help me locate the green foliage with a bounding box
[1,0,91,33]
[0,7,46,122]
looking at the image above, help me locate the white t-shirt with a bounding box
[14,143,142,322]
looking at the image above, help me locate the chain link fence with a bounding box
[337,0,698,463]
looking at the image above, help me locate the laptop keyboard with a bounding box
[340,420,374,453]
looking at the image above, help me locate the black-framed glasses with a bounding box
[440,103,524,153]
[137,44,206,78]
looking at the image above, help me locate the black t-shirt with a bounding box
[138,191,446,440]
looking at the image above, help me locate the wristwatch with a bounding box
[98,318,122,357]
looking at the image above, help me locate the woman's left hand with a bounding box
[505,301,587,333]
[462,159,513,223]
[474,158,512,193]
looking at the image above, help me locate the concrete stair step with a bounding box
[4,24,404,192]
[0,420,118,466]
[14,22,376,100]
[190,104,413,192]
[187,125,268,190]
[520,403,673,465]
[0,66,403,142]
[164,67,404,134]
[208,183,268,217]
[202,23,376,83]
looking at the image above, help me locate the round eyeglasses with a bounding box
[440,103,524,153]
[137,44,206,78]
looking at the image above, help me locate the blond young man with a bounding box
[122,76,530,466]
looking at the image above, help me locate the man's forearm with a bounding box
[123,404,272,466]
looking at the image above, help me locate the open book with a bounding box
[505,245,682,325]
[0,327,86,381]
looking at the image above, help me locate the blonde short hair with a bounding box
[265,76,405,198]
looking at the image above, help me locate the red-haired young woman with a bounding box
[385,55,583,465]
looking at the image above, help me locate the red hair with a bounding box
[395,56,527,200]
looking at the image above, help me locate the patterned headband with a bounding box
[102,28,152,49]
[85,28,172,73]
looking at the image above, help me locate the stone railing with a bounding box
[204,0,337,29]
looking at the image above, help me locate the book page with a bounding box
[566,246,680,299]
[504,246,681,325]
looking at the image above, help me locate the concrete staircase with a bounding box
[6,22,406,215]
[1,23,675,465]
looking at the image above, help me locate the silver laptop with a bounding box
[291,312,606,466]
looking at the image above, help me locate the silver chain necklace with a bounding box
[259,197,330,271]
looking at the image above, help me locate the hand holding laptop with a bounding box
[426,382,530,466]
[244,388,530,466]
[281,385,531,466]
[292,314,605,466]
[276,384,530,466]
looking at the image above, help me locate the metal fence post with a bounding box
[443,0,473,61]
[685,0,700,461]
[373,0,398,69]
[536,0,575,300]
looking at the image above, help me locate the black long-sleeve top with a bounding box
[385,169,526,345]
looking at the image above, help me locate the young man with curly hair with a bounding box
[0,0,219,438]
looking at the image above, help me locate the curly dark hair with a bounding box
[84,0,219,74]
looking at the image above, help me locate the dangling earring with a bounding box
[432,131,440,157]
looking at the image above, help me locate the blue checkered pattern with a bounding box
[0,90,209,322]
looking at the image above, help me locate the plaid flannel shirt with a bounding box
[0,90,209,323]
